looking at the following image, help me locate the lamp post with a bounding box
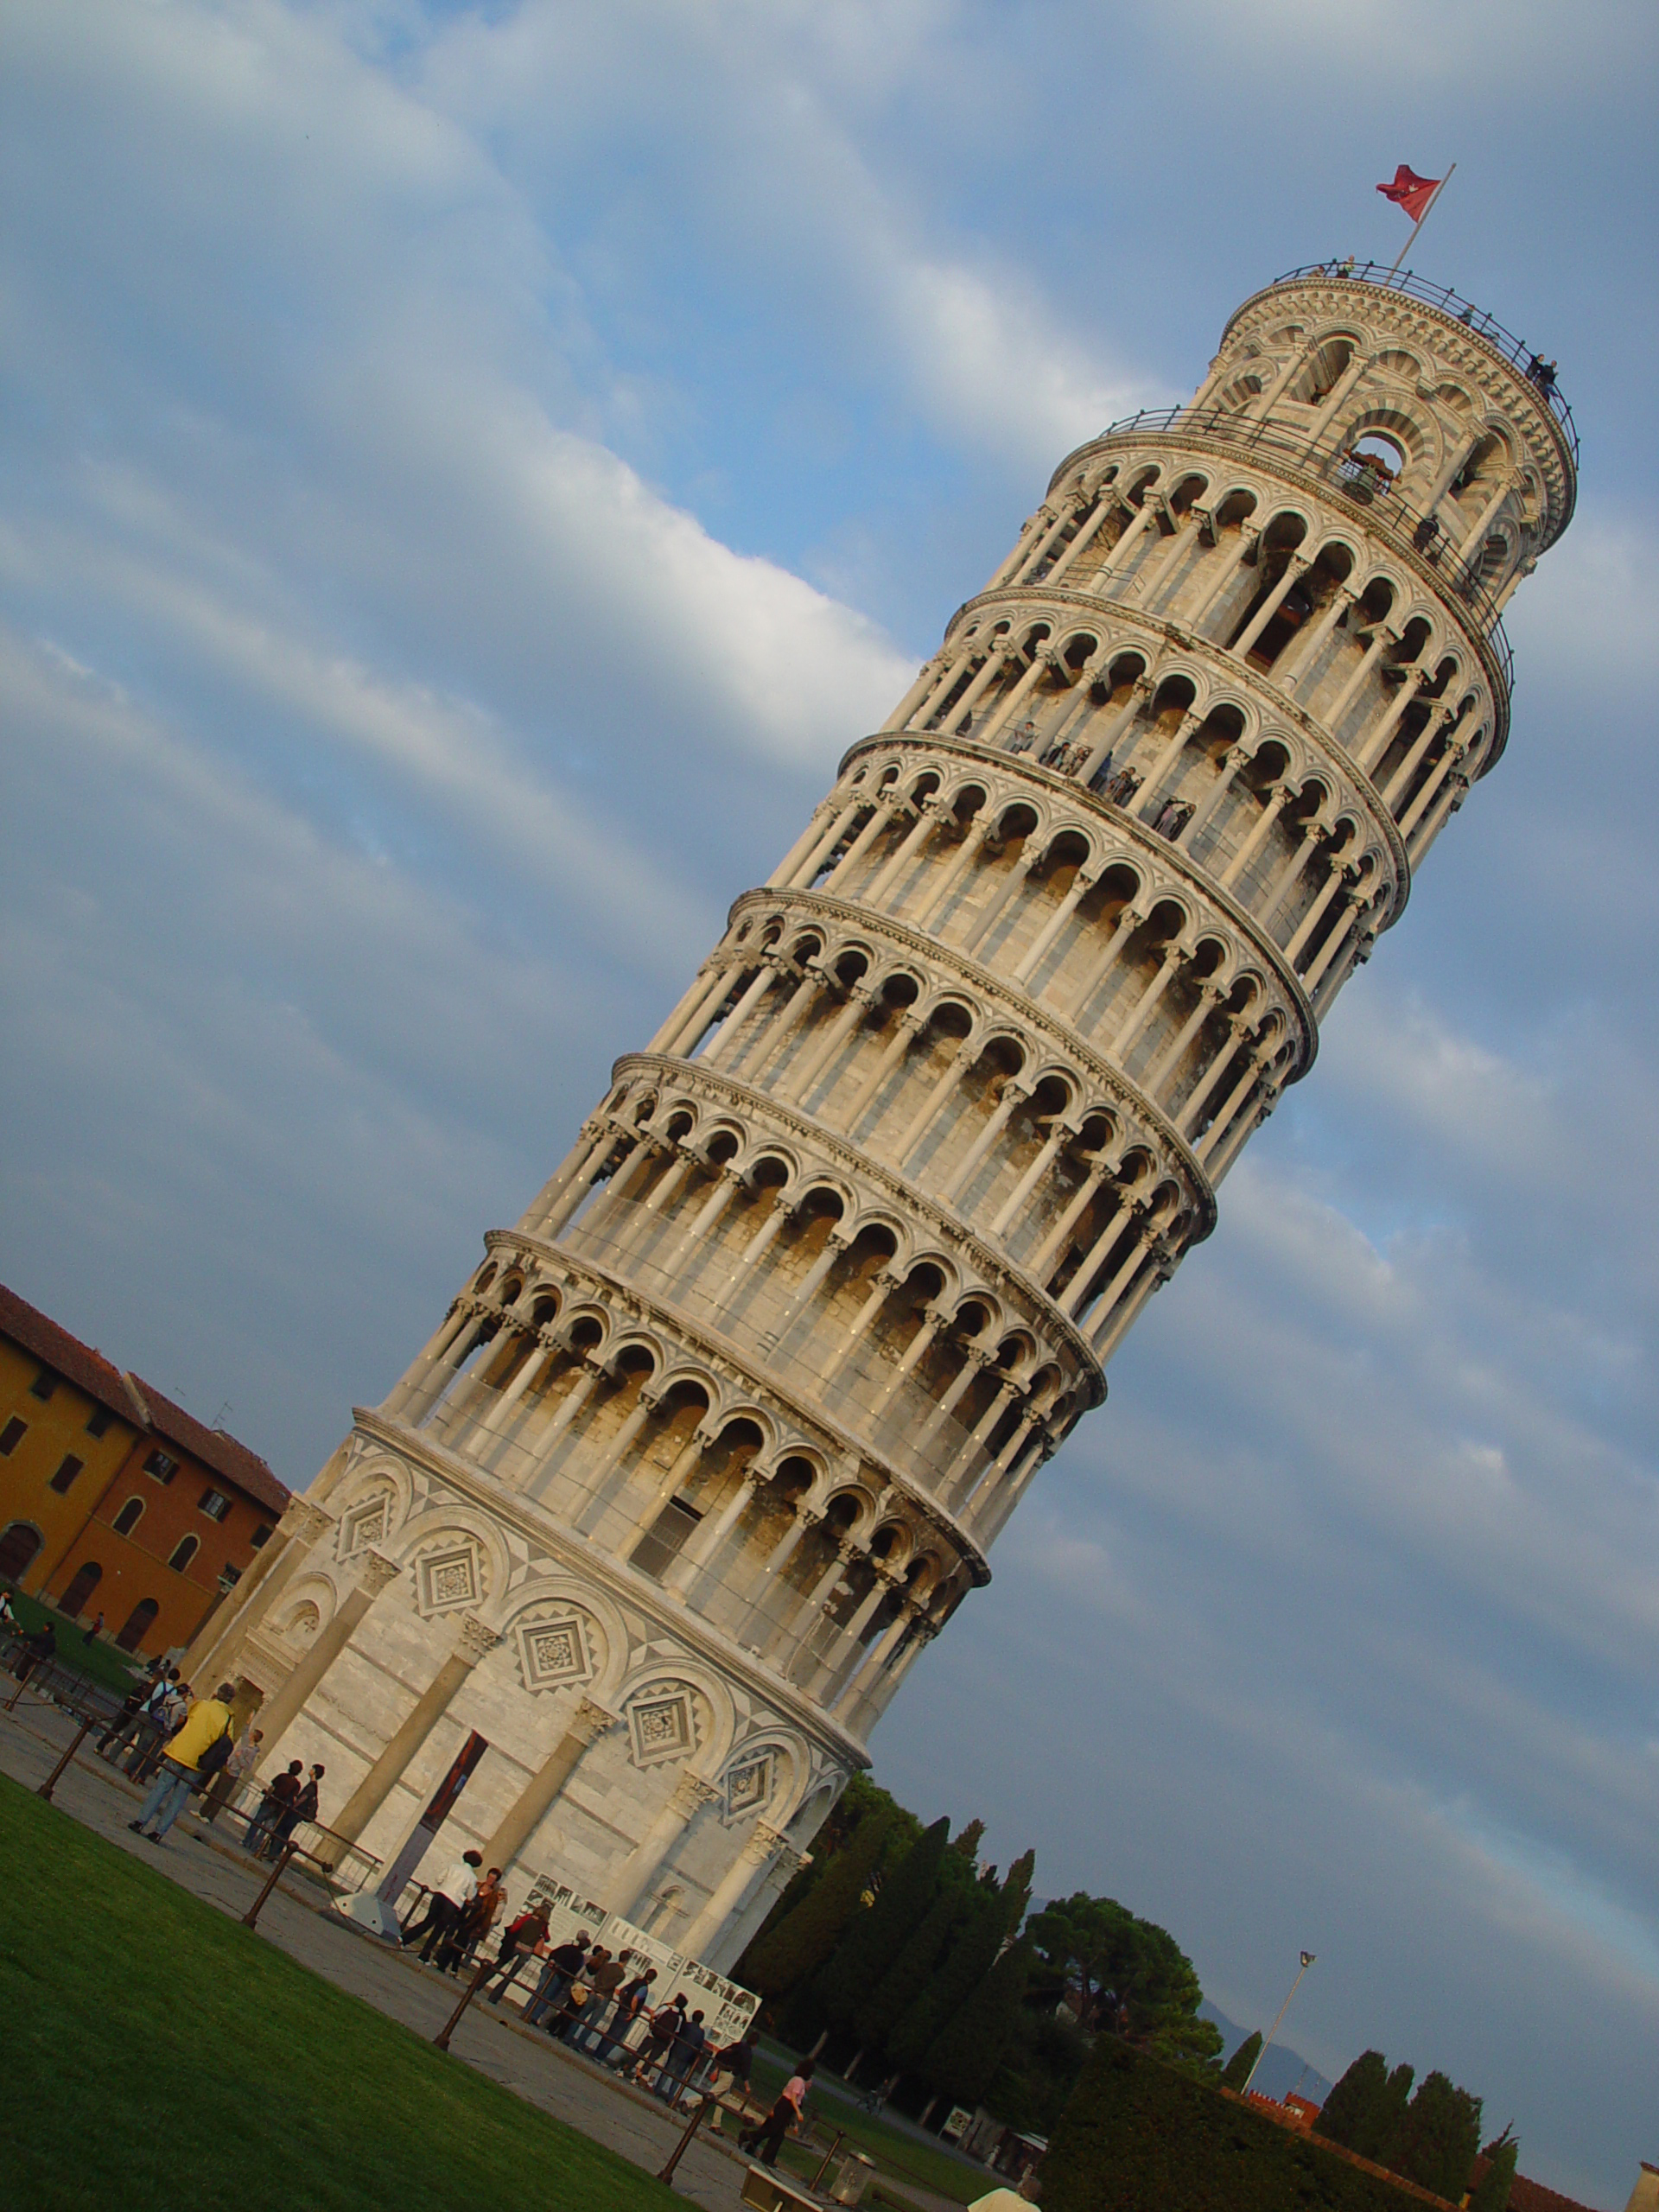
[1241,1951,1316,2096]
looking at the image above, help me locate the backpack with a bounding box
[196,1719,237,1778]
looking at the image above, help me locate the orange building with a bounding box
[0,1283,289,1657]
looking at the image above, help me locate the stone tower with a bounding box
[192,265,1574,1970]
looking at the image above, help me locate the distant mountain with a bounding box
[1201,2001,1335,2107]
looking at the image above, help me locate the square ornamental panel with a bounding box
[628,1686,698,1768]
[516,1614,593,1694]
[416,1542,482,1617]
[724,1751,774,1821]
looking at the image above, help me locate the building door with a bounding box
[0,1522,43,1585]
[115,1596,160,1652]
[59,1560,103,1621]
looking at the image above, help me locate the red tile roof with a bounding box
[1469,2155,1605,2212]
[127,1376,289,1517]
[1,1281,290,1518]
[0,1281,144,1428]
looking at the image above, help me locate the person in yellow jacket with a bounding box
[129,1680,236,1846]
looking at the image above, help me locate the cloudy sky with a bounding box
[3,0,1656,2197]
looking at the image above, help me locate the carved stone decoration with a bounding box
[338,1491,392,1558]
[414,1541,481,1617]
[358,1549,402,1598]
[515,1611,594,1694]
[456,1612,502,1665]
[626,1681,701,1769]
[722,1749,774,1821]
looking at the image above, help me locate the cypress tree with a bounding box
[1368,2063,1416,2168]
[1469,2130,1519,2212]
[1221,2031,1262,2090]
[920,1936,1033,2108]
[1000,1847,1036,1934]
[950,1817,987,1861]
[1391,2072,1482,2202]
[739,1804,888,1996]
[888,1884,1006,2075]
[1315,2050,1390,2152]
[853,1885,966,2063]
[814,1815,951,2035]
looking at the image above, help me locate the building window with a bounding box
[28,1368,58,1402]
[143,1449,178,1484]
[48,1455,85,1496]
[86,1406,114,1439]
[115,1596,159,1652]
[60,1560,103,1620]
[0,1418,26,1456]
[199,1488,231,1522]
[627,1498,702,1583]
[0,1522,44,1582]
[168,1535,199,1573]
[251,1523,273,1549]
[112,1497,144,1537]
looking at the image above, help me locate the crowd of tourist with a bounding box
[10,1632,818,2160]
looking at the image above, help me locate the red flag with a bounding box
[1376,164,1441,223]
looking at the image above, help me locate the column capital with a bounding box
[670,1772,721,1818]
[572,1696,621,1745]
[358,1550,401,1597]
[283,1497,337,1545]
[749,1821,789,1861]
[455,1613,501,1665]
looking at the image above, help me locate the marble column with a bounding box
[680,1821,785,1961]
[605,1770,722,1921]
[255,1550,400,1770]
[327,1612,501,1848]
[483,1695,620,1872]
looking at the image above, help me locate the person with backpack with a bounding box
[481,1898,550,2003]
[127,1680,236,1844]
[657,2005,708,2106]
[523,1929,591,2028]
[594,1963,658,2067]
[625,1993,686,2088]
[128,1677,190,1783]
[98,1665,174,1762]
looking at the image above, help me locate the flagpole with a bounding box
[1387,162,1455,279]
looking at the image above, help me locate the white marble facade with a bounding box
[191,266,1574,1971]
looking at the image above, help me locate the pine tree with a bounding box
[1220,2031,1262,2090]
[1314,2050,1390,2152]
[920,1937,1033,2108]
[739,1804,888,1996]
[814,1815,951,2036]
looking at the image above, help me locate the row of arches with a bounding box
[910,455,1497,809]
[793,740,1397,1025]
[393,1264,981,1723]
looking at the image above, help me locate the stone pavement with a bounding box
[0,1689,804,2212]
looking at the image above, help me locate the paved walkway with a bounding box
[0,1689,793,2212]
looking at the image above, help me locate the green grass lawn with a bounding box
[746,2053,987,2205]
[4,1584,144,1697]
[0,1776,683,2212]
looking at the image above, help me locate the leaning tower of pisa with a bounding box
[190,265,1574,1969]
